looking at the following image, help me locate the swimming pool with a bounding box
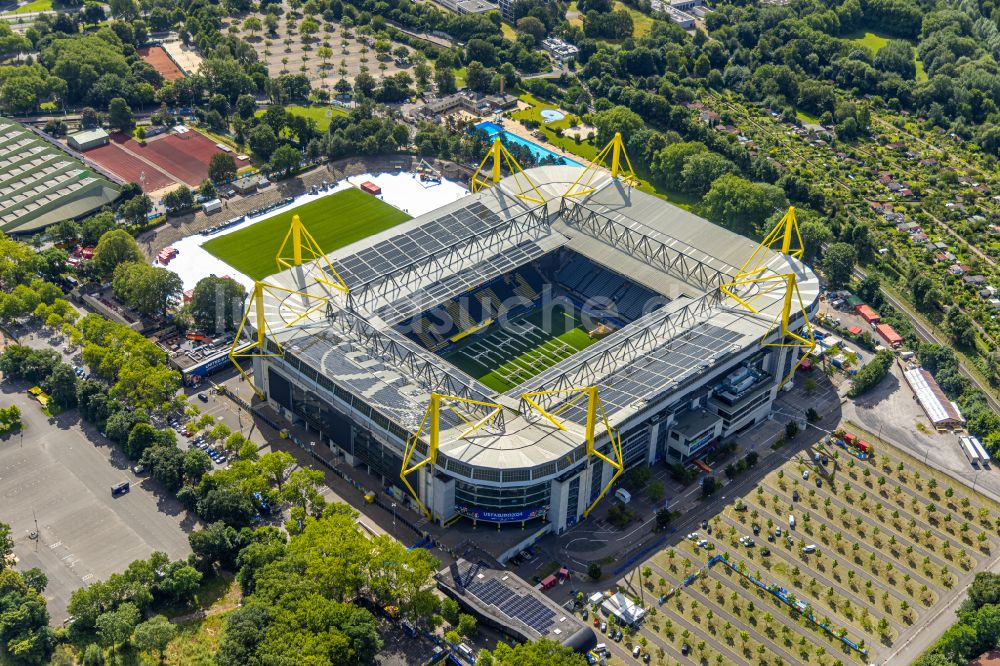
[474,121,583,168]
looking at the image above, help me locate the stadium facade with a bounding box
[246,165,819,534]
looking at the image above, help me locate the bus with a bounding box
[969,436,991,469]
[960,436,981,468]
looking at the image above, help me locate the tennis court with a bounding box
[82,142,176,192]
[129,132,249,186]
[137,45,186,81]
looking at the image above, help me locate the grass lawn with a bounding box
[511,93,580,131]
[13,0,52,12]
[501,23,517,40]
[796,109,821,125]
[566,0,584,27]
[848,30,928,82]
[614,1,654,38]
[454,66,468,88]
[849,31,889,53]
[202,188,411,280]
[257,105,348,133]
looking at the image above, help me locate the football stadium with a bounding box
[234,138,820,536]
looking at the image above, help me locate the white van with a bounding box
[803,544,816,554]
[789,515,796,530]
[615,488,632,504]
[595,643,607,655]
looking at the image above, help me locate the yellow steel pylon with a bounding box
[228,280,331,397]
[470,136,546,204]
[564,132,639,198]
[399,387,625,522]
[720,273,816,387]
[400,393,505,519]
[520,386,624,517]
[737,206,804,278]
[275,214,349,292]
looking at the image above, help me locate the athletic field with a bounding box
[443,304,599,392]
[202,188,411,280]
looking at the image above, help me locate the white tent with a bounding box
[601,592,646,626]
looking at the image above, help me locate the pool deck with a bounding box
[476,118,584,168]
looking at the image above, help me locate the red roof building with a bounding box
[854,304,881,324]
[876,323,902,347]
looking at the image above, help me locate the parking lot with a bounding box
[588,433,1000,665]
[0,377,196,622]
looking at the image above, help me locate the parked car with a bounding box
[802,470,810,480]
[681,643,690,656]
[633,646,641,658]
[752,523,760,535]
[816,478,822,488]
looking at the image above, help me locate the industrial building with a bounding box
[235,146,819,535]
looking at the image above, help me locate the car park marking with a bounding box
[49,541,62,549]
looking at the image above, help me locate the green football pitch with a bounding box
[202,188,411,280]
[443,304,599,392]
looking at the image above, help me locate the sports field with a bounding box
[202,188,411,280]
[444,304,599,392]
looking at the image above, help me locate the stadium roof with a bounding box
[0,117,120,235]
[262,165,820,471]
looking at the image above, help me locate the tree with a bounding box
[489,639,587,666]
[457,613,478,637]
[0,522,12,570]
[189,276,247,333]
[592,105,644,145]
[189,521,244,571]
[80,107,100,129]
[822,243,857,289]
[96,602,141,656]
[243,16,262,38]
[111,262,183,317]
[93,229,143,274]
[248,124,278,160]
[680,152,737,195]
[107,97,134,132]
[441,597,460,625]
[700,174,789,236]
[702,476,718,496]
[42,363,79,407]
[257,451,296,490]
[655,508,673,530]
[435,67,457,95]
[270,144,301,177]
[208,152,238,183]
[0,568,53,663]
[588,562,602,580]
[516,16,546,44]
[132,615,176,662]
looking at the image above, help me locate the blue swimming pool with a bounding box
[474,121,583,168]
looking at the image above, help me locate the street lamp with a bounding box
[391,502,397,536]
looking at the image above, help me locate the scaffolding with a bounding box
[564,132,639,198]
